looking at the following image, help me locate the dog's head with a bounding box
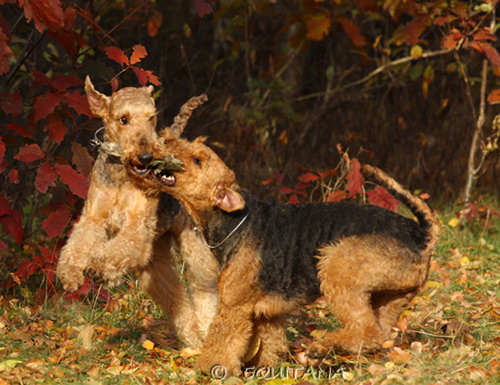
[85,76,162,174]
[125,97,245,223]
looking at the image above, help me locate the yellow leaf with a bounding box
[0,359,23,371]
[411,44,423,59]
[388,348,411,365]
[170,357,179,373]
[310,329,328,339]
[448,217,461,227]
[306,14,331,41]
[180,347,202,359]
[243,335,261,362]
[342,370,355,381]
[142,339,155,351]
[460,256,470,265]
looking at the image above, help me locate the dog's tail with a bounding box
[361,164,440,266]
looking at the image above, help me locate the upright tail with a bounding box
[361,164,440,266]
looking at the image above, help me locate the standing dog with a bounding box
[126,119,440,375]
[56,80,218,346]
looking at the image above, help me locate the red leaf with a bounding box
[14,143,45,163]
[132,67,161,86]
[397,15,427,45]
[0,91,22,116]
[0,195,10,216]
[71,142,93,177]
[0,209,23,245]
[54,164,89,199]
[53,74,83,93]
[298,172,320,183]
[306,13,331,41]
[20,0,66,32]
[288,194,300,204]
[147,10,163,37]
[320,169,338,179]
[337,17,366,47]
[42,207,71,238]
[6,123,33,138]
[487,89,500,104]
[0,28,13,75]
[45,114,67,144]
[0,137,5,163]
[279,187,296,195]
[345,159,365,198]
[367,186,400,211]
[31,69,52,88]
[62,90,92,117]
[325,190,348,202]
[35,162,58,193]
[480,42,500,66]
[33,92,60,122]
[442,30,463,50]
[192,0,214,18]
[473,29,497,43]
[106,46,129,67]
[130,44,147,65]
[16,257,43,281]
[8,169,19,184]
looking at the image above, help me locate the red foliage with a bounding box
[33,92,61,122]
[54,164,89,200]
[0,91,22,116]
[366,186,400,211]
[345,159,365,198]
[14,143,45,163]
[337,17,366,47]
[192,0,214,18]
[45,114,67,144]
[42,207,71,238]
[35,162,58,194]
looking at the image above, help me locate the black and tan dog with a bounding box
[126,113,440,375]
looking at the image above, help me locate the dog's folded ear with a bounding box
[213,186,245,212]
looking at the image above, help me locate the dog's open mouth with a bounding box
[153,168,177,186]
[148,156,183,187]
[130,163,149,176]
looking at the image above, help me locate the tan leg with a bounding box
[90,189,159,286]
[372,291,417,338]
[138,235,201,347]
[57,216,107,291]
[197,303,254,376]
[308,236,423,357]
[247,315,287,367]
[176,221,219,339]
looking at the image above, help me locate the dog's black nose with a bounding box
[137,152,153,165]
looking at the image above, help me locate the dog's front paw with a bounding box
[197,354,242,378]
[305,340,333,360]
[56,265,85,292]
[84,267,106,285]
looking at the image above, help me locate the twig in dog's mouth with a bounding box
[149,156,183,187]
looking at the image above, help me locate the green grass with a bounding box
[1,206,499,384]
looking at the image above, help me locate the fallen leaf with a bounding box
[180,347,202,359]
[142,339,155,351]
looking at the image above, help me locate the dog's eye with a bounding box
[119,116,128,125]
[193,156,202,167]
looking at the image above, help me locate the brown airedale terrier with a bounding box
[126,120,440,375]
[56,78,218,346]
